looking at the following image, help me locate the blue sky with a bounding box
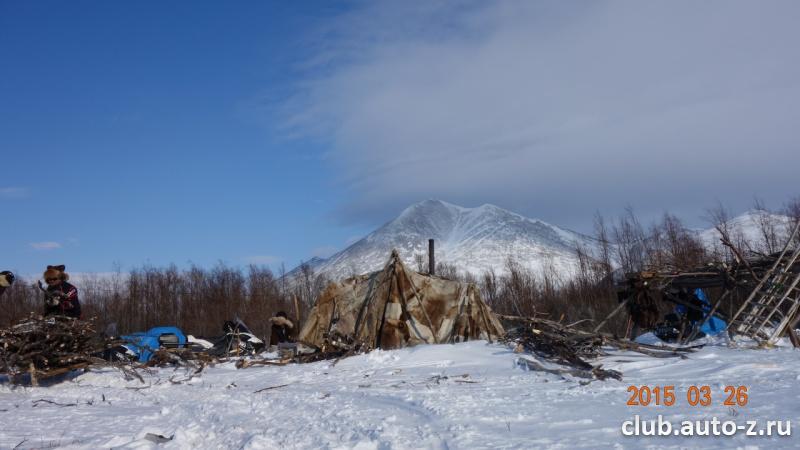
[0,1,369,275]
[2,1,798,276]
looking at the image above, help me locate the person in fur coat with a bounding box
[0,270,14,298]
[43,265,81,318]
[269,311,295,345]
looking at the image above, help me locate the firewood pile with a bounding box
[0,317,222,384]
[0,316,118,382]
[500,315,696,381]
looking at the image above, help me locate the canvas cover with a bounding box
[298,251,505,350]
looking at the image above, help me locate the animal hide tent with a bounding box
[298,250,505,350]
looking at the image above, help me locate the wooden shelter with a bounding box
[600,223,800,346]
[298,250,505,350]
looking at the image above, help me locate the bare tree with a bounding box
[752,197,781,254]
[783,196,800,247]
[414,253,426,273]
[705,201,741,263]
[659,213,706,270]
[480,268,499,307]
[435,262,460,280]
[613,206,647,272]
[593,211,612,277]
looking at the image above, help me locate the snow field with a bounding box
[1,340,799,449]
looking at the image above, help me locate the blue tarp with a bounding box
[675,289,727,336]
[120,326,187,362]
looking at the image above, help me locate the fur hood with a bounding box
[271,316,294,328]
[0,271,13,288]
[43,265,69,282]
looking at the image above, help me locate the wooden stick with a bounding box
[593,298,630,333]
[29,363,38,387]
[293,294,301,325]
[253,383,289,394]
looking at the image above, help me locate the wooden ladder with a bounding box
[727,223,800,344]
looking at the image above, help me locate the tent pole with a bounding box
[401,264,440,344]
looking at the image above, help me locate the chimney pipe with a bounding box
[428,239,435,275]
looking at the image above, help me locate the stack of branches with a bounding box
[294,330,368,364]
[500,315,696,381]
[0,316,122,383]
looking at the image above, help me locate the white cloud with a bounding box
[0,187,28,199]
[243,255,280,265]
[281,0,800,228]
[30,241,62,250]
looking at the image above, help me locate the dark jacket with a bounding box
[269,316,295,345]
[45,281,81,318]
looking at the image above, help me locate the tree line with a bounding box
[3,197,798,339]
[2,264,328,338]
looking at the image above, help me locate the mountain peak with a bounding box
[398,199,463,216]
[296,200,593,280]
[399,200,518,220]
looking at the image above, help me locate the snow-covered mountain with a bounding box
[297,200,595,281]
[698,210,795,252]
[294,203,797,282]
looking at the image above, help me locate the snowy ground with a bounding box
[1,338,799,449]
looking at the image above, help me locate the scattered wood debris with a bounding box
[0,309,701,388]
[291,334,367,365]
[143,348,214,371]
[500,314,696,381]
